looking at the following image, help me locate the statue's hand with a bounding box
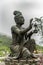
[29,22,32,30]
[29,24,32,29]
[29,18,33,29]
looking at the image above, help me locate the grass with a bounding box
[0,34,11,57]
[36,45,43,53]
[0,45,11,57]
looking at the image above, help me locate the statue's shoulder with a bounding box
[11,25,17,30]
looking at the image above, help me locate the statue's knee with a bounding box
[30,39,35,43]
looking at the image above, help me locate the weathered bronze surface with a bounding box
[10,11,38,59]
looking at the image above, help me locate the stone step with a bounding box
[4,58,40,65]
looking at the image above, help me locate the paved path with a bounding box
[0,62,5,65]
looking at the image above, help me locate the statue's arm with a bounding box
[11,25,32,36]
[27,28,38,39]
[27,31,34,39]
[22,18,33,34]
[11,18,33,35]
[23,31,34,45]
[21,26,32,34]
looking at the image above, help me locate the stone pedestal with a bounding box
[4,57,40,65]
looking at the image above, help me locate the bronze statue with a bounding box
[10,11,38,59]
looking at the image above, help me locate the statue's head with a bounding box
[13,11,25,25]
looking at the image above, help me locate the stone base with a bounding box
[4,57,40,65]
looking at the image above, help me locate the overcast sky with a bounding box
[0,0,43,45]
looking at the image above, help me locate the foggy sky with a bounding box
[0,0,43,45]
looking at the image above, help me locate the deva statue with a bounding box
[10,11,38,59]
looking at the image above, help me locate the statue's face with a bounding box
[16,15,25,25]
[15,15,24,25]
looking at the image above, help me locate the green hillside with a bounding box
[36,45,43,52]
[0,34,12,46]
[0,34,12,56]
